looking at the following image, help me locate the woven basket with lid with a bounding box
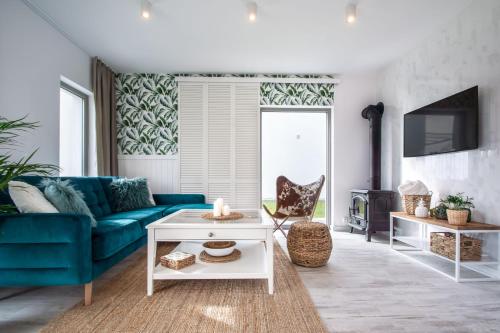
[287,221,332,267]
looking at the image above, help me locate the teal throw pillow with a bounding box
[109,177,154,212]
[42,179,97,227]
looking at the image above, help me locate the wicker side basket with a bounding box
[160,252,196,270]
[430,232,482,261]
[401,194,432,215]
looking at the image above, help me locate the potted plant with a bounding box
[430,203,448,220]
[440,193,474,225]
[0,116,58,214]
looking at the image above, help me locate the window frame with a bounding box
[59,81,89,176]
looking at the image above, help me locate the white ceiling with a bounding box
[26,0,473,74]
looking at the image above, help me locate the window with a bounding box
[59,82,88,176]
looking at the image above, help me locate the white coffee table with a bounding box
[146,209,275,296]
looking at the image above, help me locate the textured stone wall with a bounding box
[378,0,500,225]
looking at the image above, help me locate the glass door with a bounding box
[261,109,330,225]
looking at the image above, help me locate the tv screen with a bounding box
[404,86,478,157]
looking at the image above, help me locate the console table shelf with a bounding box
[390,212,500,282]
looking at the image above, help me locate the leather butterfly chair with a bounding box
[263,175,325,238]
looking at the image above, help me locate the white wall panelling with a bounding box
[118,155,179,194]
[179,81,260,208]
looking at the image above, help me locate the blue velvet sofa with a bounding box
[0,176,211,304]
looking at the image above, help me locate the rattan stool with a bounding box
[287,221,332,267]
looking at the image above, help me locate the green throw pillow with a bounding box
[109,177,154,212]
[42,179,97,227]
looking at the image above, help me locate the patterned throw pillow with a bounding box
[42,179,97,227]
[8,180,59,213]
[109,177,154,212]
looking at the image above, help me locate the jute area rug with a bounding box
[42,241,326,333]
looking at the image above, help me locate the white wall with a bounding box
[0,0,91,166]
[378,0,500,225]
[333,72,378,228]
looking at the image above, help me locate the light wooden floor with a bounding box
[1,231,500,333]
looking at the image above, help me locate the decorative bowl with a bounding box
[202,241,236,257]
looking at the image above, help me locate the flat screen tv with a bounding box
[404,86,478,157]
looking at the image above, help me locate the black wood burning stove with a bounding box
[348,189,394,241]
[347,102,394,241]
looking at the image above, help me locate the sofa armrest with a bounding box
[153,194,206,205]
[0,213,93,286]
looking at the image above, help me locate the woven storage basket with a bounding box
[160,252,195,270]
[287,221,332,267]
[430,232,482,261]
[401,193,432,215]
[446,209,468,225]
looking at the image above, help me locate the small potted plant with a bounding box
[440,193,474,225]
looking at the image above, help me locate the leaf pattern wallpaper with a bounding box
[116,73,178,155]
[260,82,334,106]
[116,74,335,155]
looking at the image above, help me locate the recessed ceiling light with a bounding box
[248,2,257,22]
[346,3,356,24]
[141,0,152,19]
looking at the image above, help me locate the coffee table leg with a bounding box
[267,229,274,295]
[147,229,156,296]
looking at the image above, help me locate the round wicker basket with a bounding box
[287,221,332,268]
[446,209,468,225]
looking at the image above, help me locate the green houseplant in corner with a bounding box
[0,116,59,213]
[441,193,474,226]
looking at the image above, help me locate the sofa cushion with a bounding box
[92,218,143,260]
[102,206,170,231]
[162,204,213,217]
[12,176,112,218]
[63,177,112,218]
[109,177,155,212]
[8,180,58,213]
[42,179,97,227]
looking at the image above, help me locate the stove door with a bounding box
[350,194,367,221]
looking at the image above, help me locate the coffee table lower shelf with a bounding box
[153,241,269,281]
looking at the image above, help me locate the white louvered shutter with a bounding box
[178,81,260,208]
[207,84,233,205]
[234,83,260,208]
[178,83,206,194]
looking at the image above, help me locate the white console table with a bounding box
[390,212,500,282]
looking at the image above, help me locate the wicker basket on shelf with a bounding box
[446,209,468,226]
[430,232,482,261]
[401,193,432,215]
[160,252,195,270]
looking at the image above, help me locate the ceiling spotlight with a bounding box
[141,0,152,19]
[345,3,356,24]
[248,2,257,22]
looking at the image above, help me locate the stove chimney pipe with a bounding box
[362,102,384,190]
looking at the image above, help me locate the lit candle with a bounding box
[223,205,230,216]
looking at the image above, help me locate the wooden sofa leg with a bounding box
[84,282,93,306]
